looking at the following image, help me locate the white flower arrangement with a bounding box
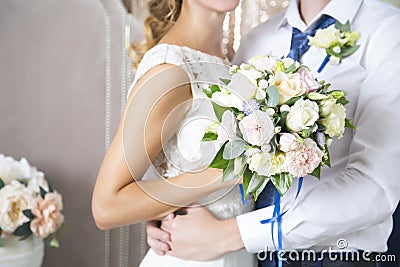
[0,154,64,248]
[202,55,355,198]
[308,20,360,72]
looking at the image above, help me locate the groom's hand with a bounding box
[161,207,245,261]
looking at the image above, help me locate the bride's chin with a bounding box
[191,0,240,13]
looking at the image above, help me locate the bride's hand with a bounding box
[146,214,174,256]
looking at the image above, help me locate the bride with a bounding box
[92,0,256,266]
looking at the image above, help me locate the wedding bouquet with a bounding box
[0,154,64,247]
[203,55,354,199]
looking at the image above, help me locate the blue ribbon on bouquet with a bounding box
[259,177,304,267]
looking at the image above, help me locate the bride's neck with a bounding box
[161,3,225,58]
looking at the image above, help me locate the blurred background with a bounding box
[1,0,399,266]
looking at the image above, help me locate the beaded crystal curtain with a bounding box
[126,0,290,60]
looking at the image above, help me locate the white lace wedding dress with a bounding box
[129,43,256,267]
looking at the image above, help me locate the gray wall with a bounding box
[0,0,145,266]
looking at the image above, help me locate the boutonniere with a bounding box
[308,20,360,73]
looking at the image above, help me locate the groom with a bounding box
[146,0,400,266]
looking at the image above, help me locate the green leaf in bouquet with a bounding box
[23,209,34,220]
[223,140,245,160]
[40,186,47,199]
[253,177,271,201]
[0,178,4,190]
[335,20,351,32]
[211,102,229,122]
[310,165,321,179]
[203,84,221,98]
[222,160,238,182]
[266,85,280,107]
[248,173,267,194]
[0,227,3,247]
[220,78,231,85]
[47,179,54,193]
[318,83,331,94]
[209,142,229,169]
[271,173,294,196]
[341,45,360,58]
[324,147,331,168]
[13,221,32,237]
[242,168,253,197]
[284,62,297,74]
[345,118,356,129]
[336,96,349,106]
[202,132,218,141]
[284,96,301,106]
[279,111,289,128]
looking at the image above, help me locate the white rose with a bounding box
[319,95,337,116]
[308,27,340,48]
[239,110,275,146]
[286,99,319,132]
[211,91,243,110]
[247,152,272,176]
[320,103,346,138]
[0,155,31,184]
[0,180,37,233]
[269,72,307,105]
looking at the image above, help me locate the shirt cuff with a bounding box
[236,205,277,253]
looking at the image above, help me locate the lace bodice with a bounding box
[131,44,254,219]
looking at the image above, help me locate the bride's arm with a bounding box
[92,64,229,230]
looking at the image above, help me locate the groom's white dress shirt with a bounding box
[234,0,400,253]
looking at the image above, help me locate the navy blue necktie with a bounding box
[287,15,336,62]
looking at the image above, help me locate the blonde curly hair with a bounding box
[129,0,182,68]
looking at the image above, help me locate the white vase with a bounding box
[0,235,44,267]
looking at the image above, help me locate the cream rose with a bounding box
[308,27,340,48]
[30,192,64,238]
[239,110,274,146]
[286,99,319,133]
[0,180,37,233]
[247,152,272,176]
[269,71,306,105]
[320,103,346,138]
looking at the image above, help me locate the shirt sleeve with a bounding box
[236,14,400,253]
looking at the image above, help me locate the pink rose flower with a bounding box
[30,192,64,238]
[297,67,321,93]
[286,138,324,178]
[239,110,274,146]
